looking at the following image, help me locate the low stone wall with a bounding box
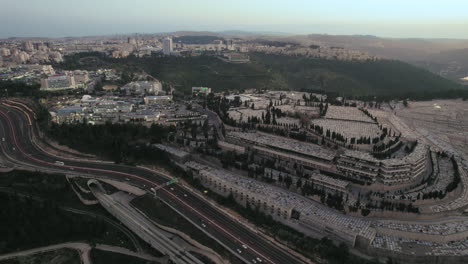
[361,246,468,264]
[376,227,468,244]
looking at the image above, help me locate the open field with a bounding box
[0,248,80,264]
[397,99,468,159]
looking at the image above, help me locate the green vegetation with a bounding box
[57,51,468,99]
[0,80,40,97]
[251,52,463,97]
[173,35,225,44]
[0,170,135,254]
[0,170,87,208]
[131,194,243,264]
[0,248,80,264]
[46,122,174,164]
[91,249,153,264]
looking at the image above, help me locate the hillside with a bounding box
[58,52,464,98]
[413,48,468,80]
[250,53,463,97]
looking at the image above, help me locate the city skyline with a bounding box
[1,0,468,39]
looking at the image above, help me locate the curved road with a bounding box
[0,100,304,264]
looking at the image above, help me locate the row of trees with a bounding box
[47,122,174,164]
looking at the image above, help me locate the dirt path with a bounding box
[0,243,165,264]
[0,242,91,264]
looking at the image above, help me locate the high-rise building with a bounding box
[162,37,173,55]
[0,48,10,57]
[23,41,34,51]
[128,37,137,45]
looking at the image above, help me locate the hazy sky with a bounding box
[1,0,467,38]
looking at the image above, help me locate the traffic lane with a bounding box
[0,111,269,264]
[2,116,298,264]
[0,111,267,264]
[172,192,289,264]
[166,182,296,263]
[160,187,260,261]
[167,185,299,264]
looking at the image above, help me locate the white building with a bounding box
[73,70,89,87]
[40,75,76,91]
[121,81,163,96]
[0,48,10,57]
[144,95,173,105]
[162,37,173,55]
[192,87,211,95]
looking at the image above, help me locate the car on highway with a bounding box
[242,244,248,249]
[55,161,65,166]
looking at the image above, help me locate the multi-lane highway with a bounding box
[0,99,304,264]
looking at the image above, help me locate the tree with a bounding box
[298,114,310,128]
[265,110,271,124]
[94,81,103,92]
[403,99,408,107]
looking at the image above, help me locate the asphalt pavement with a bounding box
[0,100,304,264]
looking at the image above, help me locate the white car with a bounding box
[256,258,262,262]
[242,244,248,249]
[201,223,207,228]
[236,249,242,254]
[252,260,257,264]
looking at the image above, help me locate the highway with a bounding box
[0,99,304,264]
[89,180,204,264]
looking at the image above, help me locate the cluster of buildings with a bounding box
[39,69,112,91]
[337,144,429,186]
[250,44,378,61]
[0,40,63,67]
[161,115,467,259]
[121,80,163,95]
[184,161,376,248]
[51,94,206,126]
[0,64,55,84]
[225,130,430,187]
[1,34,377,66]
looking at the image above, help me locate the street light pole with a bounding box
[151,178,178,199]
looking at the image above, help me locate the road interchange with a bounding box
[0,99,305,264]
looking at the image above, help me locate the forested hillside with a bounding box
[57,51,465,99]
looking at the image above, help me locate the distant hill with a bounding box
[412,48,468,80]
[280,34,468,60]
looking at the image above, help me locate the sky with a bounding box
[1,0,468,39]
